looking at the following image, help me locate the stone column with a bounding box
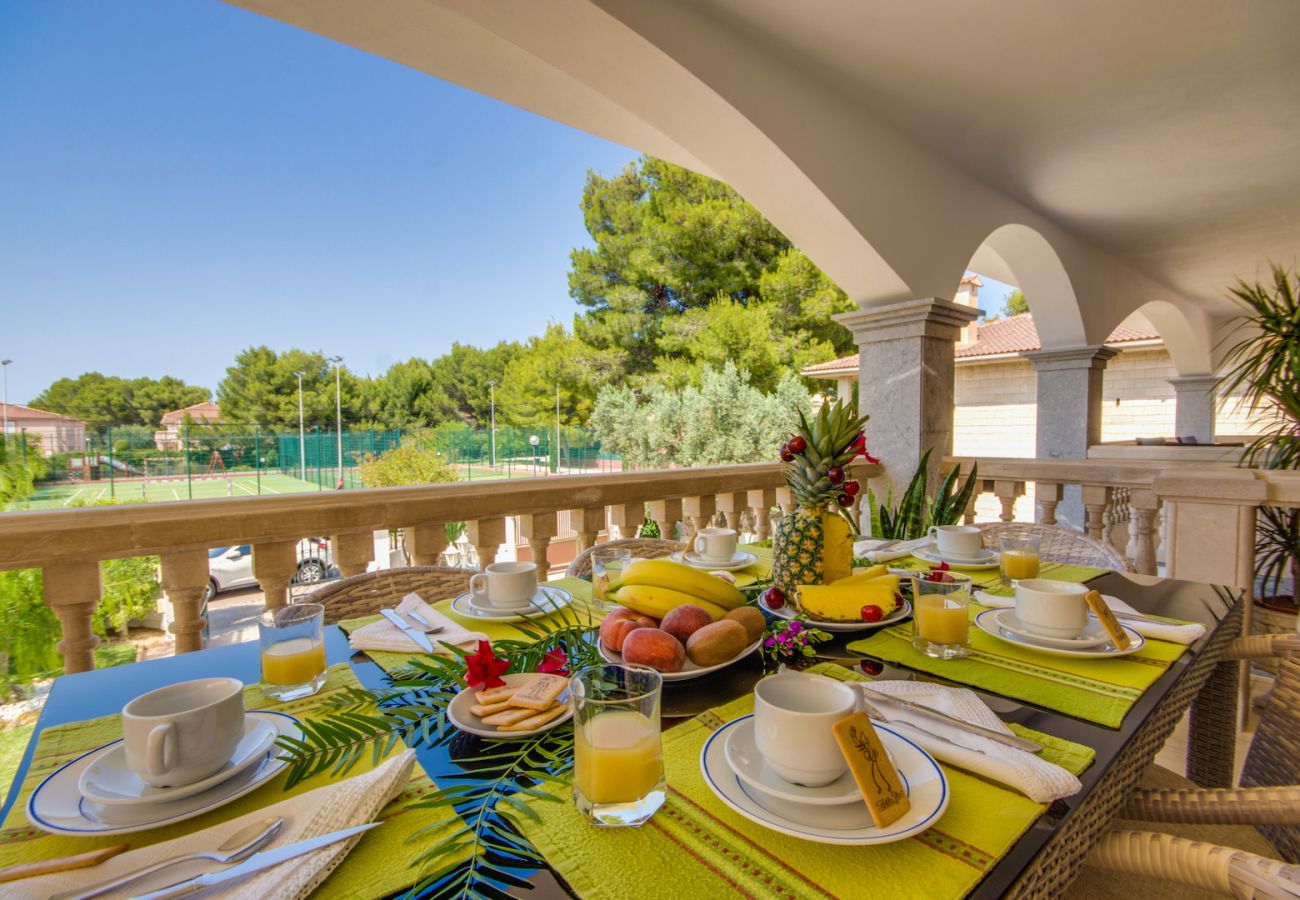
[161,549,210,654]
[1025,345,1117,527]
[44,561,102,674]
[1169,374,1218,444]
[834,299,979,492]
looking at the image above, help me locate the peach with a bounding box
[600,608,658,652]
[621,627,687,673]
[660,604,714,646]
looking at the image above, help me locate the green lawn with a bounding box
[0,723,34,796]
[23,472,332,509]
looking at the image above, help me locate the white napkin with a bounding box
[973,590,1206,645]
[853,537,931,564]
[861,681,1081,803]
[19,749,417,899]
[348,592,487,655]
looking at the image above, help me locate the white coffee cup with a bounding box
[928,524,982,559]
[753,671,860,787]
[122,678,245,787]
[1015,578,1090,639]
[694,527,738,563]
[469,561,539,609]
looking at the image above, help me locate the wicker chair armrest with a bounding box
[1223,632,1300,660]
[1089,830,1298,896]
[1121,784,1300,825]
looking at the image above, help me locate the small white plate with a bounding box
[723,718,861,806]
[450,585,573,623]
[975,609,1145,658]
[913,546,1001,570]
[27,711,301,836]
[700,715,949,845]
[78,714,278,807]
[670,550,759,572]
[992,610,1113,649]
[760,593,912,633]
[466,585,566,615]
[597,635,762,682]
[447,672,574,740]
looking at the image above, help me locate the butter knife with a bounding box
[856,684,1043,754]
[380,608,434,652]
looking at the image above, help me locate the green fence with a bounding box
[431,424,619,479]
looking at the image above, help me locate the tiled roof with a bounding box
[160,401,222,425]
[802,313,1161,375]
[0,402,83,422]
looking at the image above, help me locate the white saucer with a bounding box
[760,593,912,633]
[447,673,574,740]
[78,714,278,807]
[913,545,1000,570]
[597,635,761,682]
[27,711,302,836]
[992,610,1112,649]
[975,608,1145,658]
[450,585,573,622]
[670,550,759,572]
[723,718,861,805]
[700,715,949,845]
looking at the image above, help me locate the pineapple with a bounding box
[771,399,871,608]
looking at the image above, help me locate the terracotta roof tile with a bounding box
[160,401,222,425]
[0,403,83,422]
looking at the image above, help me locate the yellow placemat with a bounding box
[515,663,1093,900]
[0,664,460,899]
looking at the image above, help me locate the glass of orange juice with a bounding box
[258,603,327,701]
[572,664,664,826]
[911,573,973,659]
[998,531,1042,587]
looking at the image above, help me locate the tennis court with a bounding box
[25,472,331,509]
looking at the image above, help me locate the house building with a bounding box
[0,403,87,455]
[154,401,222,450]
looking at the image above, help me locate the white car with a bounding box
[203,537,334,604]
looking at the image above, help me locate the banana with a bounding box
[608,559,748,609]
[608,584,727,621]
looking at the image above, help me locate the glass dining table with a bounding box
[1,570,1242,899]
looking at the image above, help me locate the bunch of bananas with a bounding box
[606,559,748,621]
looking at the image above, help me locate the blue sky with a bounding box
[0,1,1013,405]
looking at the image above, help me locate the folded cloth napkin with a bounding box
[853,537,931,564]
[860,681,1081,804]
[348,592,487,655]
[973,590,1206,645]
[21,749,417,900]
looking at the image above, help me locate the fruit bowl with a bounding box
[758,592,912,633]
[597,636,763,682]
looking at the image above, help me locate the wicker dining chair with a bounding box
[1066,632,1300,898]
[302,566,477,625]
[976,522,1134,572]
[565,538,685,578]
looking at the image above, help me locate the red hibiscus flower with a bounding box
[863,450,881,465]
[927,561,953,583]
[537,648,569,676]
[464,640,510,689]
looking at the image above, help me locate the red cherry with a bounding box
[860,604,884,622]
[843,480,860,496]
[764,587,786,609]
[827,465,844,484]
[780,449,794,462]
[787,435,806,454]
[859,660,884,676]
[836,493,854,507]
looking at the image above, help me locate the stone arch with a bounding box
[966,224,1087,349]
[1124,300,1214,375]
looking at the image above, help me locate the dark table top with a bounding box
[3,571,1239,899]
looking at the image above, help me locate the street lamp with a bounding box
[328,355,344,489]
[0,359,11,440]
[294,371,306,482]
[487,380,496,469]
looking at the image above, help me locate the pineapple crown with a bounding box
[781,398,871,508]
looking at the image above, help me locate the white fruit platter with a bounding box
[758,592,912,634]
[598,636,763,682]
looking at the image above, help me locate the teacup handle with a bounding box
[468,574,488,597]
[927,526,939,541]
[694,535,707,555]
[146,723,176,777]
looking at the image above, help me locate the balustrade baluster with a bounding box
[716,492,747,534]
[647,497,682,543]
[333,529,376,577]
[1036,482,1064,525]
[609,502,645,540]
[1081,485,1113,542]
[252,540,300,609]
[469,517,507,566]
[527,512,557,574]
[682,495,716,548]
[44,561,102,674]
[408,522,449,567]
[161,549,209,654]
[747,488,776,541]
[1130,490,1160,575]
[993,480,1026,523]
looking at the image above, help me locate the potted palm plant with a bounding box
[1219,263,1300,621]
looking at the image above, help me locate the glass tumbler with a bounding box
[911,574,974,659]
[571,664,665,826]
[998,531,1042,587]
[591,548,633,607]
[259,602,327,701]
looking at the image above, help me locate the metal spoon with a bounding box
[52,816,284,900]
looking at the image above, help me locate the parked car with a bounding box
[202,537,335,604]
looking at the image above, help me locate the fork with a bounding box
[403,609,445,634]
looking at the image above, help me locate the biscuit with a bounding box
[499,704,568,732]
[470,699,514,718]
[475,685,516,705]
[507,674,568,710]
[480,707,537,727]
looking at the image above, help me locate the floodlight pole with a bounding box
[329,356,344,489]
[1,359,11,439]
[487,380,496,469]
[295,371,306,482]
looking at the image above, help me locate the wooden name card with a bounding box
[831,712,910,828]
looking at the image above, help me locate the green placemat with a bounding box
[848,560,1188,727]
[515,663,1093,900]
[0,664,458,899]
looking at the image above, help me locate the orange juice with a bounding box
[914,595,969,645]
[1001,549,1040,581]
[261,637,326,686]
[574,710,663,804]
